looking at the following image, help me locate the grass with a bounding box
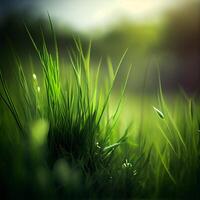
[0,21,200,199]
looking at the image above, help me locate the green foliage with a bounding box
[0,21,200,199]
[135,77,200,198]
[0,21,136,199]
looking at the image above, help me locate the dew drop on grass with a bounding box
[122,159,132,169]
[37,86,41,93]
[96,142,101,149]
[33,73,37,80]
[133,170,137,176]
[153,106,164,119]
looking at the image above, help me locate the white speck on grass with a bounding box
[133,170,137,176]
[122,159,132,169]
[33,73,37,80]
[37,86,40,93]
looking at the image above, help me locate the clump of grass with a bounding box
[0,20,136,198]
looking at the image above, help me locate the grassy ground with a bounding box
[0,23,200,199]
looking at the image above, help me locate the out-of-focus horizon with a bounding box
[0,0,200,94]
[0,0,197,34]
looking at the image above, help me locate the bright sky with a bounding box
[36,0,192,32]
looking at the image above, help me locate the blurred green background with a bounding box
[0,0,200,94]
[0,2,200,198]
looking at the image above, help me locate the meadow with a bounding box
[0,22,200,199]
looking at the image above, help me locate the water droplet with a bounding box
[33,73,37,80]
